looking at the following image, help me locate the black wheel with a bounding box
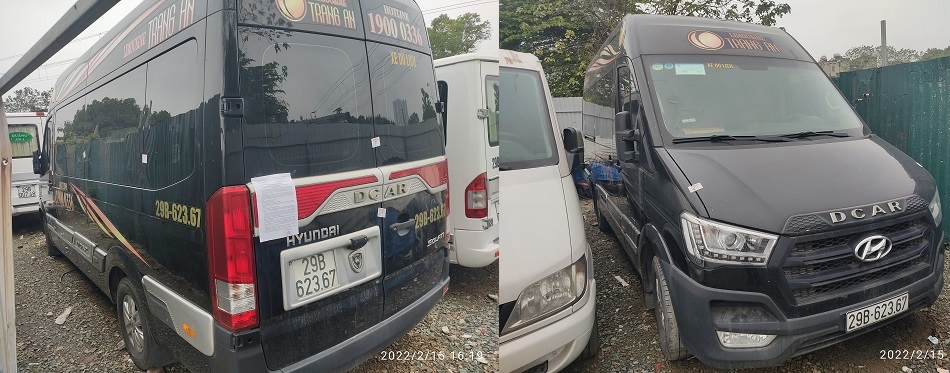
[652,257,689,360]
[42,214,62,257]
[578,309,600,360]
[594,193,612,234]
[116,277,167,370]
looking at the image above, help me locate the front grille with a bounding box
[783,218,932,303]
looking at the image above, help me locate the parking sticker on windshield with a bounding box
[688,183,704,193]
[675,63,706,75]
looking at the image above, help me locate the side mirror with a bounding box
[615,111,633,131]
[33,150,44,175]
[563,127,584,154]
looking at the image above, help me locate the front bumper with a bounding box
[499,279,596,373]
[663,240,944,369]
[449,227,499,267]
[209,276,449,373]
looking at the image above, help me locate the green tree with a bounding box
[919,46,950,62]
[427,13,491,59]
[834,45,922,71]
[3,87,52,112]
[501,0,791,97]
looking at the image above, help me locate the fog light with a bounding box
[717,331,776,348]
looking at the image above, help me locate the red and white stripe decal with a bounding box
[389,160,448,188]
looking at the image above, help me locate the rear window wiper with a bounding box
[779,130,850,139]
[499,165,513,171]
[672,135,789,144]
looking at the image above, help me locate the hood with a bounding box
[666,136,936,234]
[499,166,576,303]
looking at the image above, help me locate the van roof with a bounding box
[434,53,499,67]
[499,49,543,70]
[614,14,813,62]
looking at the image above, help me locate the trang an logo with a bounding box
[275,0,357,29]
[688,30,781,53]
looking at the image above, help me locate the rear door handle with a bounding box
[389,219,416,234]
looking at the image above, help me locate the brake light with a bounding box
[206,186,258,332]
[465,173,488,218]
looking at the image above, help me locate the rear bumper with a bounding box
[664,236,945,369]
[450,228,499,267]
[12,202,40,216]
[210,276,449,373]
[499,279,596,373]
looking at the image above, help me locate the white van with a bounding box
[498,50,598,372]
[6,112,47,216]
[435,54,500,268]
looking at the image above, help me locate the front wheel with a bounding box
[578,309,599,360]
[652,257,689,361]
[593,193,612,234]
[116,277,169,370]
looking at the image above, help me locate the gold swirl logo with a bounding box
[276,0,307,22]
[688,30,724,51]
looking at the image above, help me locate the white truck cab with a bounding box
[498,50,598,372]
[6,112,47,216]
[435,54,500,268]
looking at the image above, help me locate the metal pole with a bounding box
[0,100,16,373]
[0,1,122,371]
[880,20,888,67]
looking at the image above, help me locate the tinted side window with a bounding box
[485,75,499,147]
[144,41,199,188]
[54,99,84,178]
[368,45,444,165]
[240,29,375,178]
[498,67,558,170]
[72,67,147,184]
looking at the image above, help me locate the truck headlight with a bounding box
[681,212,778,267]
[502,255,587,334]
[930,192,942,226]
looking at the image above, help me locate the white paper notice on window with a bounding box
[251,173,299,242]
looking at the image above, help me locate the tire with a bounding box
[578,309,600,360]
[652,257,689,361]
[42,214,62,257]
[116,277,167,370]
[594,192,612,234]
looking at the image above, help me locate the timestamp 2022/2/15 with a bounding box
[378,350,486,362]
[880,349,946,360]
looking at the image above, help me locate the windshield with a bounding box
[645,55,865,141]
[498,67,558,170]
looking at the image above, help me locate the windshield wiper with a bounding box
[672,135,789,144]
[779,130,850,139]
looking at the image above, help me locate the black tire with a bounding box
[116,277,167,370]
[594,192,612,234]
[578,309,600,360]
[652,257,689,361]
[42,214,62,257]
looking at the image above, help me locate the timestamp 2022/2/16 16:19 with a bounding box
[378,350,486,362]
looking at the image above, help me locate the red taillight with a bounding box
[206,186,258,332]
[465,173,488,219]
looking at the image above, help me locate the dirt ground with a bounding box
[10,213,498,372]
[565,199,950,373]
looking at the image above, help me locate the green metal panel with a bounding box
[834,57,950,237]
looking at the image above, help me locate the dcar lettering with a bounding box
[829,201,902,223]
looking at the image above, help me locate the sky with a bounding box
[0,0,498,101]
[774,0,950,59]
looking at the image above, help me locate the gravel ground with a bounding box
[10,213,498,372]
[565,198,950,373]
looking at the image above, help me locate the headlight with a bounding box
[681,212,778,267]
[930,191,942,226]
[502,255,587,334]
